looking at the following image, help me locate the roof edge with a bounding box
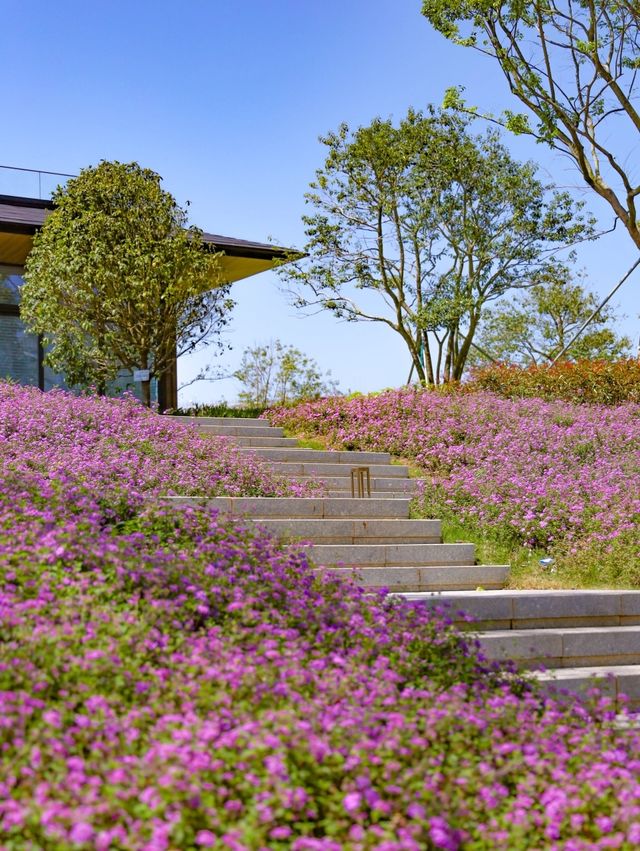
[0,194,52,210]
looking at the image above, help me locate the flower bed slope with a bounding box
[0,382,314,517]
[266,390,640,584]
[2,383,640,849]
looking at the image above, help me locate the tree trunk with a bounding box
[421,331,435,385]
[141,378,151,408]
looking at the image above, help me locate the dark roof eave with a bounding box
[0,195,304,261]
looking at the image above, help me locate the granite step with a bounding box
[326,491,419,500]
[237,447,392,464]
[162,496,412,519]
[401,590,640,630]
[533,666,640,710]
[293,475,422,493]
[258,461,409,478]
[239,517,442,544]
[231,436,300,447]
[196,425,284,438]
[308,542,476,567]
[479,625,640,669]
[172,415,266,426]
[323,564,509,592]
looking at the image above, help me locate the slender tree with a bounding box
[21,161,233,406]
[421,0,640,250]
[233,340,339,407]
[281,108,593,384]
[470,271,631,365]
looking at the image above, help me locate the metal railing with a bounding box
[0,164,76,199]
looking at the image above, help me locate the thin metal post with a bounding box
[350,466,371,498]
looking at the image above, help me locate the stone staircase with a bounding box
[167,415,508,592]
[406,590,640,710]
[167,415,640,708]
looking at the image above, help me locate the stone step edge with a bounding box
[170,416,266,426]
[532,666,640,707]
[307,542,476,567]
[478,625,640,666]
[160,496,413,519]
[320,564,509,592]
[238,448,393,462]
[400,590,640,627]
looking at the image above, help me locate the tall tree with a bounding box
[470,271,631,365]
[281,108,593,384]
[421,0,640,250]
[21,161,233,406]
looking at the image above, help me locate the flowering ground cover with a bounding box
[4,382,640,849]
[267,389,640,586]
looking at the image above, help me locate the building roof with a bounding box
[0,195,51,234]
[0,194,300,283]
[0,194,292,259]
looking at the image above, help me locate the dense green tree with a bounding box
[21,161,232,406]
[421,0,640,251]
[281,107,593,384]
[470,272,632,365]
[233,340,339,407]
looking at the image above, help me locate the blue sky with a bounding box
[3,0,638,403]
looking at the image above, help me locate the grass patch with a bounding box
[413,505,566,590]
[290,436,329,450]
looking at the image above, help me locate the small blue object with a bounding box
[539,557,555,567]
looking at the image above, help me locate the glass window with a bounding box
[0,315,39,386]
[0,267,25,305]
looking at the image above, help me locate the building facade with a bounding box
[0,192,291,409]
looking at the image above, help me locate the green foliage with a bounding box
[174,401,267,418]
[21,161,233,405]
[282,106,593,386]
[421,0,640,251]
[471,273,631,366]
[466,359,640,405]
[233,339,339,407]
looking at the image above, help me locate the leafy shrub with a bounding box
[174,401,267,418]
[464,359,640,405]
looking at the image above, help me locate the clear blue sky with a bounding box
[3,0,638,403]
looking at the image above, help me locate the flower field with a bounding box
[4,382,640,849]
[267,389,640,585]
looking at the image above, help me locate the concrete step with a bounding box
[247,518,442,544]
[162,496,412,519]
[196,425,284,438]
[533,666,640,710]
[238,447,392,464]
[259,461,409,478]
[322,564,509,592]
[401,590,640,630]
[171,415,266,426]
[294,476,421,493]
[325,490,416,499]
[479,625,640,669]
[308,542,475,567]
[229,436,300,447]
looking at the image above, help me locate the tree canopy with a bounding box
[234,340,339,407]
[281,107,593,384]
[21,161,232,406]
[421,0,640,251]
[470,271,631,365]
